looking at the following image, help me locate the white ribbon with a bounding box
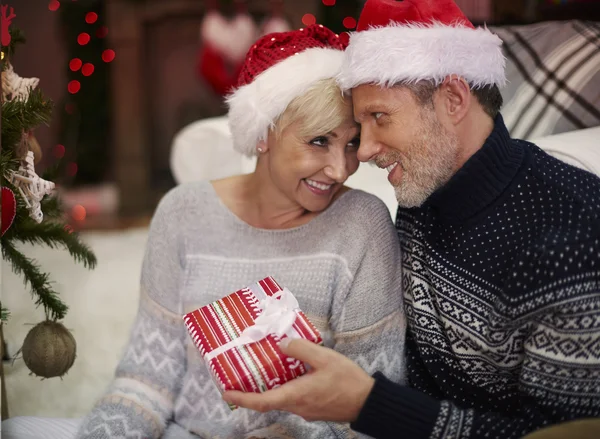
[204,288,300,362]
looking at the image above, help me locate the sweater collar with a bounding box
[425,114,525,222]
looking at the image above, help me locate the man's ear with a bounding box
[436,75,472,125]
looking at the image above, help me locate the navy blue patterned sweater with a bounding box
[352,116,600,439]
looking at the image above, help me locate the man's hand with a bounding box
[222,339,375,422]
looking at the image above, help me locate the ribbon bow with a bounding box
[204,288,299,361]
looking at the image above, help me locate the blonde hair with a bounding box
[273,78,353,139]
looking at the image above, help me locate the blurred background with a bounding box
[1,0,599,422]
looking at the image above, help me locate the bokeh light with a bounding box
[102,49,116,63]
[69,58,82,72]
[77,33,91,46]
[343,17,357,29]
[302,13,316,26]
[72,205,87,222]
[67,162,78,177]
[48,0,60,12]
[68,80,81,94]
[81,63,95,76]
[53,144,66,159]
[85,12,98,24]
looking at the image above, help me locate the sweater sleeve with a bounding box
[76,190,188,439]
[329,200,407,384]
[351,236,600,439]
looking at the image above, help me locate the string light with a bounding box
[85,12,98,24]
[322,0,336,5]
[48,0,60,12]
[67,80,81,94]
[69,58,82,72]
[302,13,316,26]
[102,49,115,63]
[77,32,91,46]
[81,63,95,76]
[342,16,357,29]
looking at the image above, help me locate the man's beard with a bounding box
[379,110,459,208]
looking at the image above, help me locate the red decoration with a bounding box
[69,58,83,72]
[77,32,91,46]
[81,63,94,76]
[322,0,336,5]
[101,49,115,63]
[0,5,16,47]
[343,16,357,29]
[68,80,81,94]
[197,44,243,96]
[1,187,17,237]
[85,12,98,24]
[302,13,316,26]
[48,1,60,12]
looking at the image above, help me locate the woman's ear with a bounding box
[437,76,471,125]
[256,139,269,154]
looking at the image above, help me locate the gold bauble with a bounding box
[22,320,76,378]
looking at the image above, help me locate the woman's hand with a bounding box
[223,339,375,422]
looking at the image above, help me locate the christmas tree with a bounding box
[1,6,96,378]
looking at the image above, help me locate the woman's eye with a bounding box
[309,136,328,147]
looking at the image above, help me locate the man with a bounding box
[224,0,600,438]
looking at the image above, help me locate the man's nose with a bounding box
[357,127,382,163]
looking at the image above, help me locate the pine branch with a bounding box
[1,238,68,321]
[40,195,65,220]
[1,89,53,151]
[8,219,97,269]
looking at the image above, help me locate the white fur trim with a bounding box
[337,22,506,91]
[227,47,345,157]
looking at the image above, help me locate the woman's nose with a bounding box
[324,150,349,183]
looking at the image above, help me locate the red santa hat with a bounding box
[337,0,506,91]
[227,24,347,157]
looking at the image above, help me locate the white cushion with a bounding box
[170,117,600,219]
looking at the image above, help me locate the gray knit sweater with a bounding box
[76,181,406,439]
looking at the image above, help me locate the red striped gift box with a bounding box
[183,276,322,407]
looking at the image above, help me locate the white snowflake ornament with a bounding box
[1,63,39,102]
[7,151,55,223]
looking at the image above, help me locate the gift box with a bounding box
[183,276,322,406]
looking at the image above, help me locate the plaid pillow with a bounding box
[490,20,600,140]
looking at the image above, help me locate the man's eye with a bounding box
[347,136,360,148]
[309,136,328,147]
[372,112,384,121]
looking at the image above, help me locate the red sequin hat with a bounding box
[226,24,347,156]
[337,0,506,91]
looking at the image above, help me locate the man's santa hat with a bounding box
[337,0,506,91]
[227,24,347,157]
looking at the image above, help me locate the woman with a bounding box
[77,25,405,439]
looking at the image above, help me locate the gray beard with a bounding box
[394,116,459,208]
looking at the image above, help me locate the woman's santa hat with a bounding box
[337,0,506,91]
[227,24,347,157]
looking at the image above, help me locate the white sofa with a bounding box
[2,118,599,438]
